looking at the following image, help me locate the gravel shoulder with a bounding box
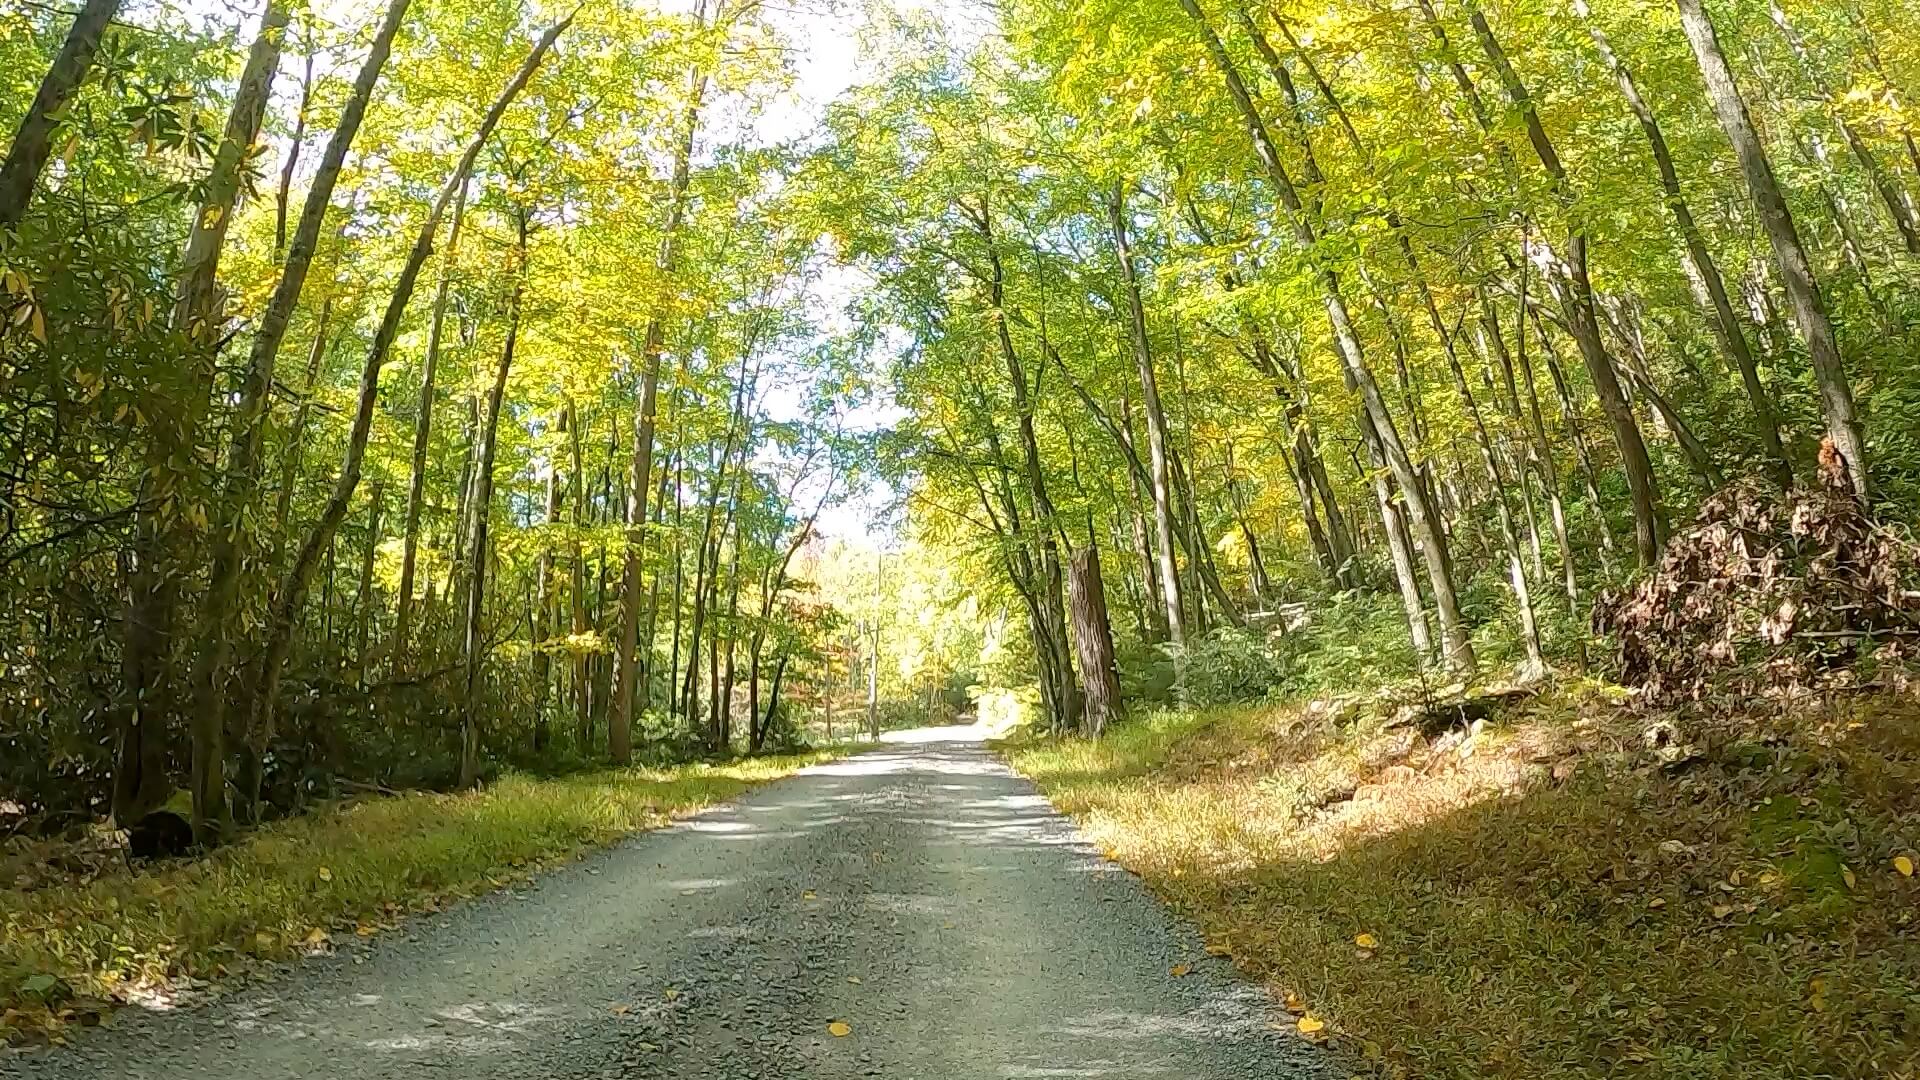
[2,729,1340,1079]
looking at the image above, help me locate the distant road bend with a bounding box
[8,728,1338,1079]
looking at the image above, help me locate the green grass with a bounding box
[1004,694,1920,1080]
[1,752,834,1039]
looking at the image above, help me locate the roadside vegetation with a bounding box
[1,751,834,1042]
[1008,688,1919,1080]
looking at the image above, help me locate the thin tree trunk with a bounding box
[353,480,385,684]
[1571,0,1792,486]
[612,11,712,763]
[394,178,470,671]
[533,406,566,752]
[186,0,410,842]
[1678,0,1870,499]
[1464,1,1666,564]
[0,0,122,227]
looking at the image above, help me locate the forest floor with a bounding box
[1004,684,1920,1080]
[2,729,1341,1078]
[0,752,834,1044]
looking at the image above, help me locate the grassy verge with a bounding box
[1004,691,1920,1080]
[1,751,834,1041]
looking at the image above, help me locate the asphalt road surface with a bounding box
[4,728,1341,1079]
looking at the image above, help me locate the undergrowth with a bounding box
[1004,690,1920,1080]
[0,752,833,1042]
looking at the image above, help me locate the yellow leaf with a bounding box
[303,927,328,946]
[1283,991,1306,1014]
[846,976,862,985]
[200,205,223,229]
[1297,1015,1326,1035]
[1169,963,1191,977]
[1841,865,1857,890]
[1354,932,1378,949]
[610,1004,631,1015]
[29,306,45,343]
[318,867,332,882]
[1204,942,1230,957]
[827,1021,852,1037]
[802,890,817,900]
[1647,897,1666,909]
[1896,855,1915,877]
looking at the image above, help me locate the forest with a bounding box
[3,0,1920,1071]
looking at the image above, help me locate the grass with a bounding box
[0,751,835,1041]
[1003,689,1920,1080]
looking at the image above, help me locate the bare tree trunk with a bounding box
[247,20,569,809]
[568,401,589,741]
[186,0,410,842]
[1571,0,1792,486]
[353,480,386,684]
[1678,0,1870,499]
[1107,187,1186,648]
[458,214,530,788]
[1068,545,1122,737]
[394,179,470,671]
[612,13,712,764]
[0,0,121,227]
[1465,1,1666,565]
[533,407,566,752]
[115,0,285,824]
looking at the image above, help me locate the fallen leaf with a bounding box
[827,1021,852,1037]
[610,1004,631,1015]
[1297,1015,1326,1035]
[1283,991,1306,1015]
[1647,897,1666,909]
[1711,904,1734,919]
[1169,963,1191,977]
[1353,932,1378,949]
[1204,942,1230,957]
[1841,865,1858,890]
[318,867,333,883]
[1894,855,1913,878]
[303,927,329,946]
[803,890,817,900]
[846,976,862,985]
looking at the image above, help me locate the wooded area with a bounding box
[4,0,1920,853]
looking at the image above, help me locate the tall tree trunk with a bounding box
[185,0,410,842]
[611,7,713,764]
[353,479,386,683]
[533,407,566,753]
[1464,1,1666,565]
[115,0,286,824]
[1183,0,1473,670]
[568,401,589,742]
[1677,0,1870,500]
[394,179,470,671]
[1118,397,1169,641]
[1570,0,1793,487]
[0,0,121,227]
[1068,545,1122,737]
[246,20,570,809]
[1108,187,1187,648]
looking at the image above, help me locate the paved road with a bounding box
[4,729,1339,1079]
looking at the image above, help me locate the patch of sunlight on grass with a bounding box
[0,749,835,1038]
[1005,693,1920,1080]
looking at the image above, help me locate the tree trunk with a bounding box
[245,19,569,809]
[114,0,286,824]
[612,31,711,765]
[459,215,529,788]
[1068,545,1122,737]
[353,480,385,684]
[185,0,410,843]
[1108,188,1187,648]
[394,178,470,671]
[1465,1,1666,564]
[0,0,122,227]
[533,406,566,752]
[1571,0,1792,486]
[1677,0,1870,500]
